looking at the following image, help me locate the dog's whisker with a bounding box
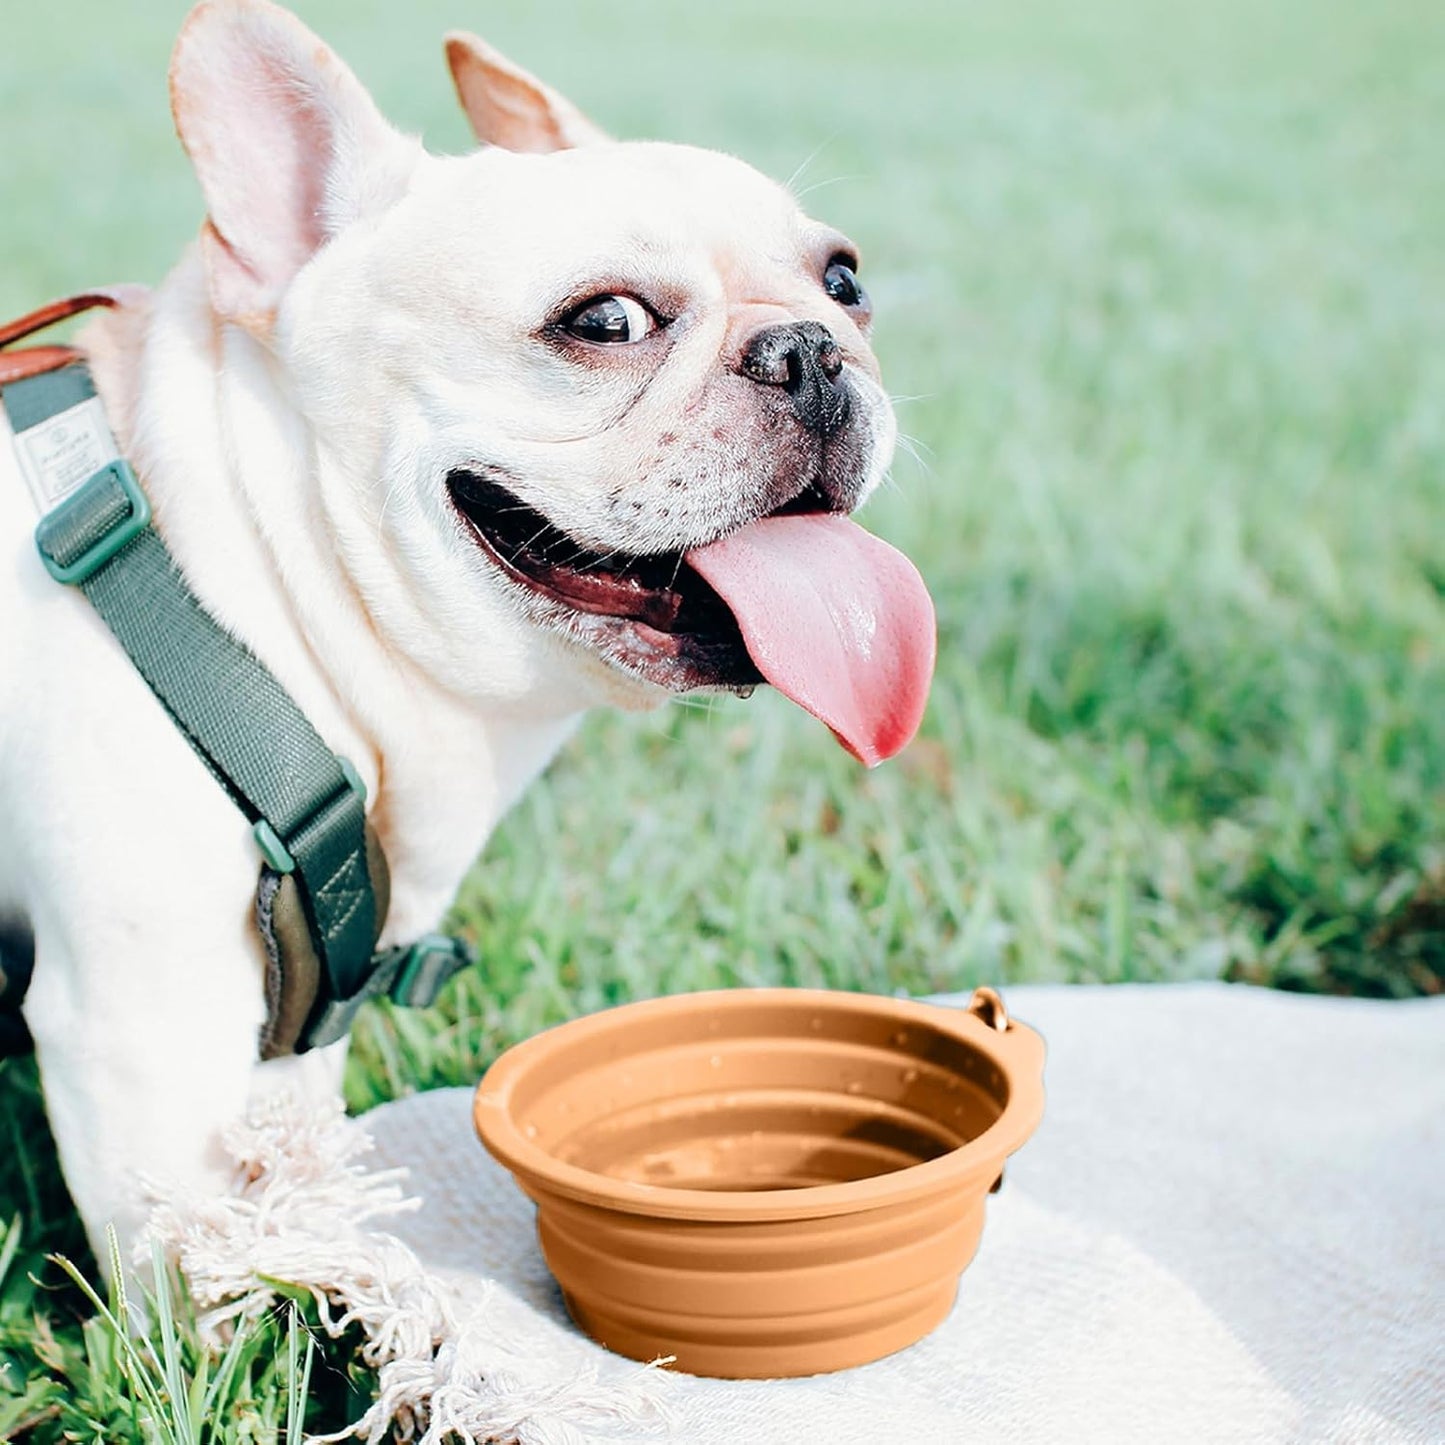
[793,173,863,201]
[891,438,934,484]
[375,471,419,543]
[509,525,557,564]
[783,134,841,197]
[572,543,653,574]
[896,430,934,463]
[670,693,723,715]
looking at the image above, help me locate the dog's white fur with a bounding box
[0,0,895,1254]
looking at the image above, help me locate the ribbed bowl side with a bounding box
[532,1181,991,1377]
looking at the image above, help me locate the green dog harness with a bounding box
[0,291,472,1058]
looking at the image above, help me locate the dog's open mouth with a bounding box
[448,469,763,692]
[448,468,938,764]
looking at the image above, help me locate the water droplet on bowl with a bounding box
[809,1017,823,1031]
[902,1068,919,1085]
[523,1123,538,1139]
[709,1054,722,1069]
[846,1081,864,1095]
[892,1030,909,1048]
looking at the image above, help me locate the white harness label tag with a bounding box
[13,396,121,514]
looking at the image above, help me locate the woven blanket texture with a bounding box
[359,981,1444,1444]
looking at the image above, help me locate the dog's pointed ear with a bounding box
[445,31,609,152]
[170,0,419,329]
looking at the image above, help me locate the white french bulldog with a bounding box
[0,0,934,1256]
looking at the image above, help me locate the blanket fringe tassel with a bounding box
[140,1095,674,1445]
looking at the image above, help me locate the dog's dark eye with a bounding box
[564,294,659,344]
[823,257,866,310]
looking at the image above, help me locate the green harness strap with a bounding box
[1,359,471,1056]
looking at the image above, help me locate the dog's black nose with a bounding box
[738,321,851,438]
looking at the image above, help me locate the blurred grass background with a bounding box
[1,0,1442,1434]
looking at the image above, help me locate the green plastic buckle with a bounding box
[251,755,366,875]
[252,819,297,874]
[389,933,474,1007]
[36,460,152,585]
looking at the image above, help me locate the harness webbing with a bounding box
[0,297,472,1055]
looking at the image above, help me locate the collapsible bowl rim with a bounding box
[473,986,1046,1223]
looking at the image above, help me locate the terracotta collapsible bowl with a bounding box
[473,986,1045,1378]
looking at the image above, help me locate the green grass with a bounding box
[2,0,1442,1436]
[1,1219,319,1444]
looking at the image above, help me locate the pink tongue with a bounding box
[686,514,936,766]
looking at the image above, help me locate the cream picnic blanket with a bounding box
[352,982,1444,1444]
[150,982,1443,1444]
